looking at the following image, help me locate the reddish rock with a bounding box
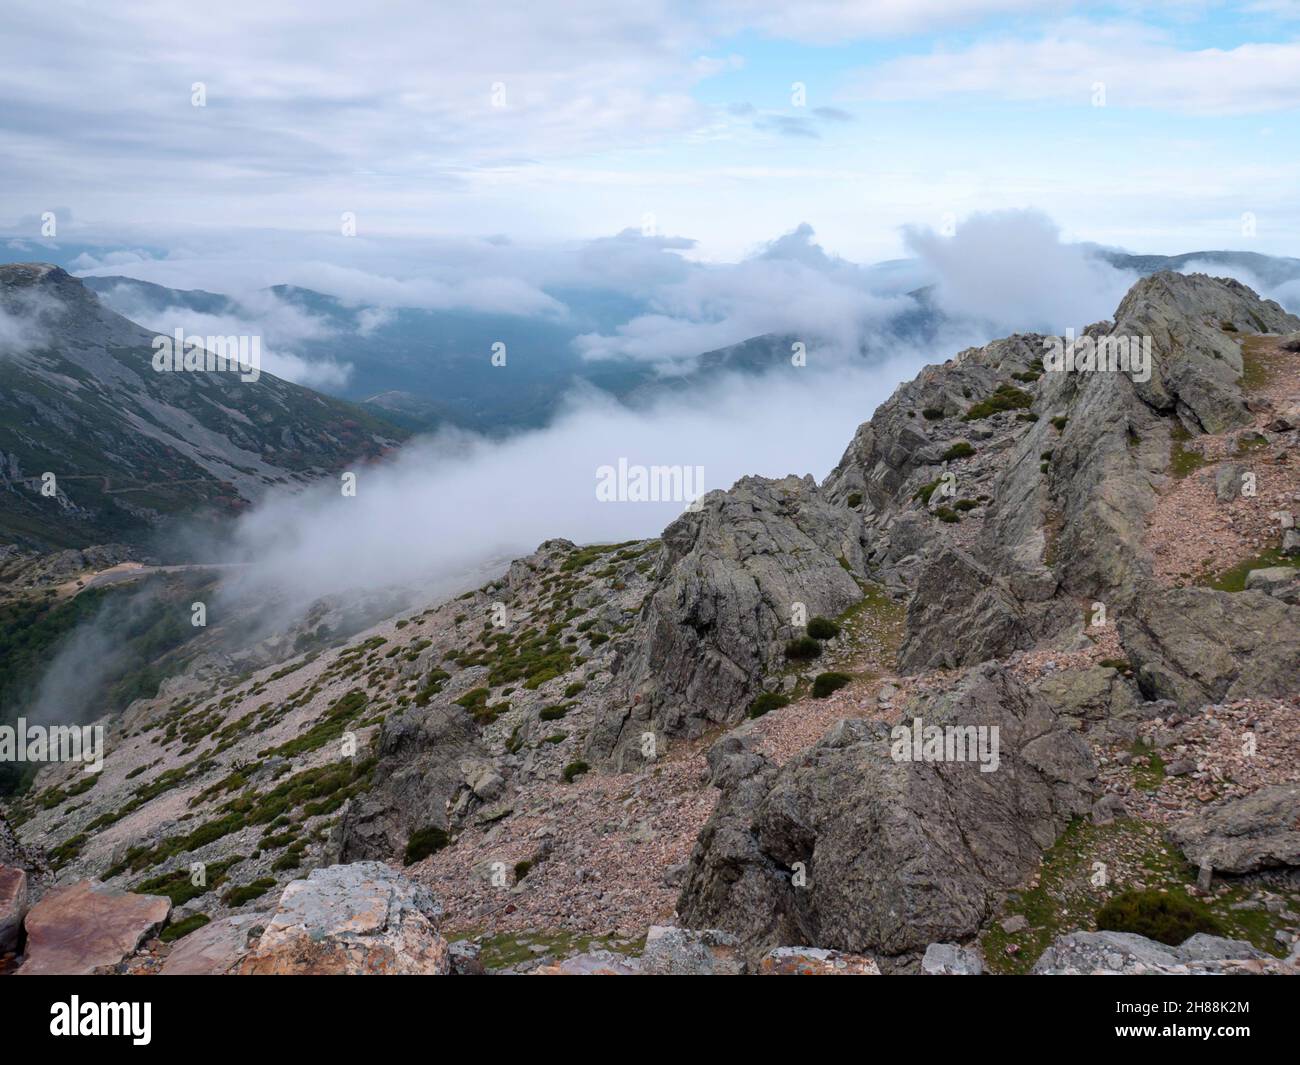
[0,865,28,954]
[159,914,264,976]
[238,862,449,975]
[18,880,170,975]
[757,946,881,975]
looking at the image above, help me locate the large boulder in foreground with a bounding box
[1168,784,1300,875]
[1119,588,1300,710]
[677,664,1095,962]
[18,880,170,975]
[1031,931,1285,975]
[238,862,449,975]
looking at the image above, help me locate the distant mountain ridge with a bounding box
[0,264,405,550]
[1097,249,1300,287]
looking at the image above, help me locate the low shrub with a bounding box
[1095,889,1222,946]
[963,386,1032,420]
[404,825,450,865]
[160,913,211,943]
[784,636,822,661]
[222,878,277,908]
[748,691,791,718]
[806,617,840,640]
[812,672,852,698]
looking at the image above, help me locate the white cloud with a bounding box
[98,284,353,390]
[220,349,929,604]
[851,24,1300,115]
[705,0,1060,43]
[575,223,912,366]
[904,209,1139,333]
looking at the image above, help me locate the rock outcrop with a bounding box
[898,547,1034,671]
[593,475,864,759]
[1119,589,1300,709]
[1168,784,1300,875]
[1116,272,1300,433]
[1031,931,1286,975]
[829,271,1300,675]
[334,705,492,863]
[238,862,449,975]
[677,664,1095,962]
[639,925,747,976]
[18,880,171,975]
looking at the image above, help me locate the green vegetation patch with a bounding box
[783,636,822,661]
[1168,423,1210,480]
[1205,548,1300,593]
[160,913,211,943]
[748,691,791,719]
[223,877,277,908]
[405,824,450,865]
[979,817,1294,974]
[806,616,840,640]
[963,385,1033,420]
[811,672,852,698]
[257,689,368,760]
[1096,889,1223,945]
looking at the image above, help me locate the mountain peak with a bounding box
[0,262,71,287]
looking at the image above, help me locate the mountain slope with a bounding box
[0,265,405,549]
[6,270,1299,975]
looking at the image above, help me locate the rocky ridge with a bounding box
[4,271,1300,974]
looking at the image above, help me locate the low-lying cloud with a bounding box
[218,351,930,608]
[905,209,1140,334]
[95,282,353,390]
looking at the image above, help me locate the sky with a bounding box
[6,1,1300,672]
[2,0,1299,267]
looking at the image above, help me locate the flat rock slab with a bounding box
[757,947,881,975]
[535,950,642,975]
[18,880,170,975]
[1031,931,1285,975]
[238,861,449,975]
[921,942,984,975]
[1168,783,1300,875]
[0,865,28,955]
[159,914,264,976]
